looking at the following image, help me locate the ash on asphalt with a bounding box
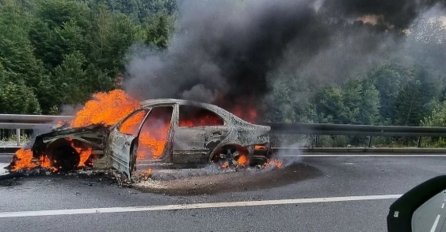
[0,169,117,188]
[134,163,321,195]
[0,162,321,196]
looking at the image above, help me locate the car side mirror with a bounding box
[387,175,446,232]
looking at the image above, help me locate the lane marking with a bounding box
[430,214,441,232]
[442,203,444,209]
[281,155,446,157]
[0,194,401,218]
[0,163,9,175]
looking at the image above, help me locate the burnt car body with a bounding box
[31,99,271,178]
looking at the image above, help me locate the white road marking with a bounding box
[0,194,401,218]
[442,203,444,209]
[282,155,446,157]
[430,214,441,232]
[0,163,9,175]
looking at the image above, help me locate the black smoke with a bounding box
[124,0,445,118]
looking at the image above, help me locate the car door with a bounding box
[172,104,228,164]
[133,106,174,172]
[108,109,147,178]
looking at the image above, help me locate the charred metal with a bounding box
[24,99,272,179]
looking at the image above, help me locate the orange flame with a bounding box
[11,148,36,171]
[137,122,170,160]
[69,90,139,168]
[136,107,172,160]
[11,149,57,172]
[71,89,140,128]
[77,146,93,167]
[119,111,146,135]
[11,90,140,172]
[39,155,58,172]
[236,154,248,167]
[66,138,93,167]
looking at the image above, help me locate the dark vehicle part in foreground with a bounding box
[387,175,446,232]
[32,125,109,170]
[27,99,271,179]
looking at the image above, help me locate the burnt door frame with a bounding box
[132,105,175,167]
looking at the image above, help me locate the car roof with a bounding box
[141,98,199,106]
[140,99,231,117]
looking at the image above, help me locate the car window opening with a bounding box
[136,107,173,160]
[118,110,147,135]
[179,105,224,127]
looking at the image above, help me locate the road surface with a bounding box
[0,153,445,232]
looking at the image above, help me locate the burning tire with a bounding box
[212,145,249,168]
[48,141,80,171]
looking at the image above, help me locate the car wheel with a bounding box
[50,143,80,171]
[213,146,248,168]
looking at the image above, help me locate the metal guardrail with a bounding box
[0,114,72,124]
[0,114,72,146]
[1,114,446,152]
[267,123,446,148]
[267,123,446,137]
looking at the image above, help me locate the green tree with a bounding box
[52,51,88,105]
[145,15,170,49]
[368,64,408,124]
[422,101,446,127]
[29,0,90,68]
[315,86,346,123]
[421,101,446,147]
[394,68,439,126]
[0,1,44,87]
[264,73,316,123]
[0,0,175,114]
[316,79,380,124]
[86,7,142,74]
[0,77,41,114]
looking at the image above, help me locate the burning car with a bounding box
[15,98,271,179]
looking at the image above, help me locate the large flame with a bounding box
[137,128,170,160]
[68,90,139,168]
[119,111,146,135]
[71,89,140,128]
[11,90,141,172]
[137,108,172,160]
[11,148,36,171]
[66,138,93,167]
[11,149,57,172]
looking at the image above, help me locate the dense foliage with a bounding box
[0,0,174,114]
[1,0,446,128]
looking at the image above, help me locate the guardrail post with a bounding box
[417,136,422,148]
[16,128,21,146]
[368,136,373,147]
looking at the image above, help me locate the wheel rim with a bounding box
[215,147,245,168]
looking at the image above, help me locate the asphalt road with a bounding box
[1,154,445,232]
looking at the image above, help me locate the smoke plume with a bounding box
[125,0,445,119]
